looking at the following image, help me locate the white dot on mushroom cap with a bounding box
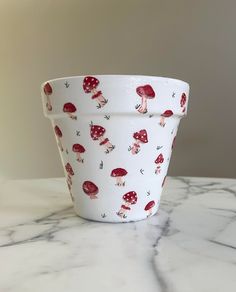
[88,82,90,85]
[92,78,94,81]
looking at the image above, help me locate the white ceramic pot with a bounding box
[41,75,189,222]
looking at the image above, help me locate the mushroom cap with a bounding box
[63,103,77,113]
[123,191,137,205]
[161,110,173,117]
[82,181,99,195]
[155,153,164,164]
[65,163,74,176]
[90,124,106,140]
[83,76,99,93]
[54,125,62,137]
[72,144,85,153]
[44,82,52,95]
[110,168,128,177]
[136,84,155,99]
[133,129,148,143]
[180,93,187,107]
[144,200,155,211]
[172,136,176,150]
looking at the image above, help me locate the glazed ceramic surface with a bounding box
[41,75,189,222]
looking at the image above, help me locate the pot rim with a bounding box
[41,74,189,89]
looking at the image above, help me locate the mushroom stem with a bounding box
[97,93,107,105]
[117,207,126,218]
[57,139,63,151]
[155,165,161,174]
[138,96,147,113]
[98,136,114,153]
[89,193,98,199]
[46,95,52,111]
[159,116,165,127]
[105,140,114,152]
[117,202,130,218]
[91,89,107,108]
[68,113,77,120]
[116,176,124,186]
[76,152,83,163]
[131,140,140,154]
[147,209,152,217]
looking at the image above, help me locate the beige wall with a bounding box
[0,0,235,179]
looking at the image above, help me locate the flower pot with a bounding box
[41,75,189,222]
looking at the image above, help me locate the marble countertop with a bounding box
[0,176,236,292]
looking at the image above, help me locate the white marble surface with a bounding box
[0,177,236,292]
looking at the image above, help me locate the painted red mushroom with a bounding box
[72,144,86,163]
[111,168,128,186]
[44,82,53,111]
[159,110,173,127]
[65,163,74,186]
[180,93,187,113]
[129,129,148,154]
[117,191,138,218]
[54,125,63,151]
[90,124,115,153]
[83,76,108,108]
[82,181,99,199]
[136,84,155,114]
[63,103,77,120]
[144,200,155,217]
[155,153,164,174]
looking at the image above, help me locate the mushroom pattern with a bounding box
[144,200,155,217]
[129,129,148,154]
[65,162,74,187]
[159,110,173,127]
[135,84,155,114]
[43,82,53,111]
[117,191,138,218]
[54,125,63,151]
[180,93,187,113]
[155,153,164,174]
[82,181,99,199]
[110,168,128,186]
[63,103,77,120]
[90,124,115,153]
[72,144,86,163]
[83,76,108,108]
